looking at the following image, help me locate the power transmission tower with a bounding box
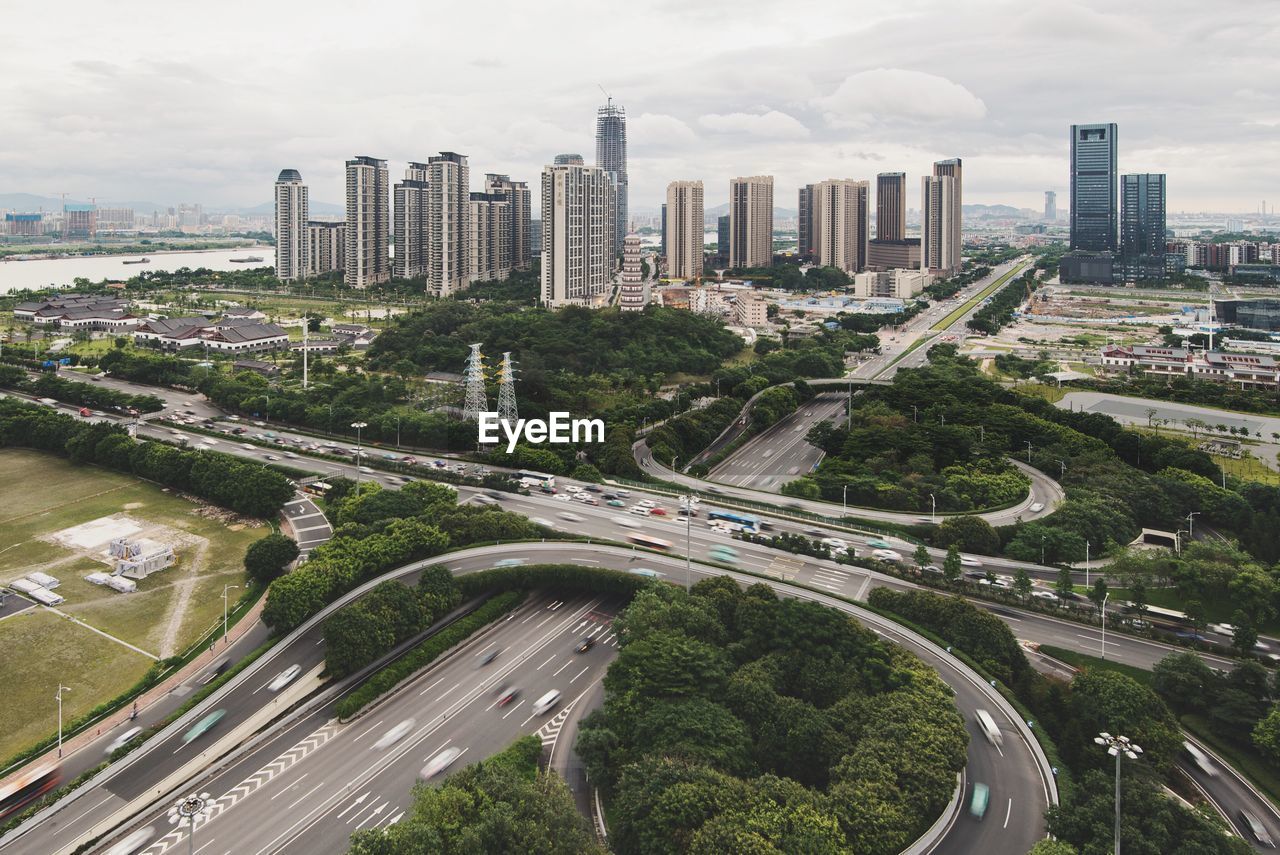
[497,352,518,425]
[462,343,489,421]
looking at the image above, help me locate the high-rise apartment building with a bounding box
[812,179,869,274]
[921,158,963,275]
[596,97,627,253]
[1119,173,1167,281]
[729,176,774,269]
[96,208,134,231]
[427,152,471,296]
[554,153,585,166]
[344,155,390,288]
[875,173,906,241]
[716,215,730,265]
[540,161,616,308]
[274,169,309,282]
[1070,123,1118,252]
[797,184,815,260]
[665,180,704,281]
[306,221,345,277]
[484,174,532,268]
[1044,190,1057,222]
[393,163,430,280]
[63,204,96,238]
[660,204,667,256]
[619,234,647,311]
[469,191,512,282]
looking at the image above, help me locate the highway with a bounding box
[707,391,848,490]
[68,542,1055,855]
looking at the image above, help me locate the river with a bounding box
[0,247,272,294]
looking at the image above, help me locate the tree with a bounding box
[1013,568,1033,598]
[1087,578,1108,615]
[1253,707,1280,765]
[942,545,962,583]
[1151,652,1217,714]
[1055,567,1075,602]
[933,515,1000,555]
[912,544,931,568]
[1027,840,1078,855]
[243,533,300,586]
[1230,611,1259,658]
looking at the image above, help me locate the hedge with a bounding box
[335,591,525,719]
[454,562,653,600]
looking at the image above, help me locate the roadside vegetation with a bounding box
[576,578,968,854]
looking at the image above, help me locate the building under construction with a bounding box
[110,537,176,580]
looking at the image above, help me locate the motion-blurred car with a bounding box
[267,664,302,692]
[182,709,226,745]
[373,718,416,749]
[420,746,463,779]
[103,827,156,855]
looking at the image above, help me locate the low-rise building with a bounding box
[331,323,379,349]
[734,295,769,328]
[1100,344,1280,389]
[133,316,289,353]
[850,269,929,299]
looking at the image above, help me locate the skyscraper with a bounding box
[427,152,471,296]
[813,179,869,274]
[469,191,512,282]
[1044,190,1057,222]
[345,156,390,288]
[393,163,429,280]
[921,158,963,275]
[306,221,344,277]
[716,215,730,266]
[484,174,532,268]
[729,176,774,269]
[875,172,906,241]
[1119,173,1167,281]
[541,161,616,307]
[1070,123,1118,252]
[554,153,585,166]
[619,234,647,311]
[274,169,309,282]
[665,180,704,281]
[797,184,815,260]
[660,204,667,257]
[595,97,627,253]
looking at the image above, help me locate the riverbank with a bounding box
[0,242,263,262]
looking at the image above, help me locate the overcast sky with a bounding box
[3,0,1278,214]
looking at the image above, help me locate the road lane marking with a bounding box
[353,720,384,742]
[1004,798,1012,828]
[553,660,572,676]
[336,792,369,820]
[570,666,590,683]
[417,676,446,696]
[501,699,527,720]
[269,773,307,799]
[435,681,460,702]
[537,655,556,670]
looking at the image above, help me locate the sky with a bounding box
[2,0,1278,214]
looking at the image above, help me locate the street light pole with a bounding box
[1025,440,1033,462]
[1187,511,1199,541]
[673,456,691,591]
[1094,732,1142,855]
[222,584,239,645]
[351,421,368,493]
[1057,460,1066,479]
[55,684,70,757]
[843,484,849,514]
[1085,539,1091,589]
[930,492,936,524]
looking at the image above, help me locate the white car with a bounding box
[268,664,302,692]
[104,726,143,756]
[564,485,582,494]
[104,827,156,855]
[373,718,416,749]
[871,549,902,562]
[612,515,641,529]
[629,505,650,516]
[557,512,584,523]
[553,493,573,502]
[637,499,656,508]
[532,690,562,715]
[1029,502,1045,513]
[530,517,556,529]
[822,537,848,550]
[959,555,983,567]
[420,746,463,779]
[1031,590,1059,601]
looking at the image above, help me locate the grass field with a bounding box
[0,449,261,760]
[1213,454,1280,486]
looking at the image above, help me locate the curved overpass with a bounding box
[9,542,1056,855]
[635,433,1066,527]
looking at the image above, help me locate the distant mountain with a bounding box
[962,203,1025,219]
[0,192,172,213]
[705,202,797,219]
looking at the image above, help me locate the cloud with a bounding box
[630,113,698,148]
[697,110,810,139]
[814,68,987,128]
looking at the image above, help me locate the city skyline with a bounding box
[4,0,1278,214]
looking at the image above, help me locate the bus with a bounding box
[302,481,332,497]
[0,761,59,821]
[1124,602,1189,628]
[514,470,556,490]
[627,533,673,552]
[707,510,760,533]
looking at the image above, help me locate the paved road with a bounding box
[708,392,848,489]
[116,592,622,855]
[74,543,1054,855]
[281,494,332,558]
